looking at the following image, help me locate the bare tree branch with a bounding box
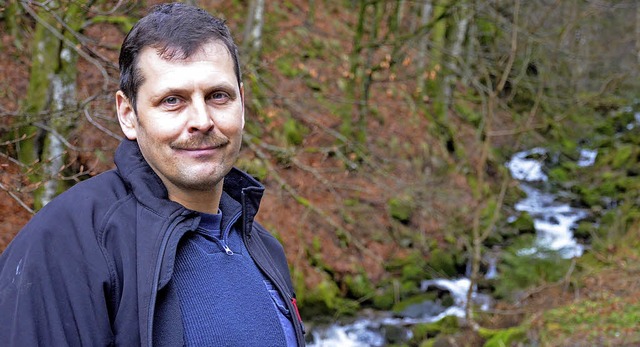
[20,1,112,91]
[0,181,35,215]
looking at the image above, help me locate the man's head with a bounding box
[118,3,242,113]
[115,3,245,213]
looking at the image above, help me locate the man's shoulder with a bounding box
[251,221,287,255]
[16,170,131,241]
[61,169,127,201]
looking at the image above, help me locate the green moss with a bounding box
[391,292,439,314]
[91,15,137,32]
[611,144,635,169]
[539,294,640,345]
[560,138,578,153]
[574,184,601,208]
[235,157,269,181]
[494,235,572,299]
[283,117,310,146]
[401,261,425,284]
[548,166,570,183]
[411,315,459,342]
[479,325,528,347]
[426,248,460,278]
[343,272,375,300]
[372,286,396,310]
[299,271,360,319]
[275,55,301,78]
[573,221,598,240]
[476,17,500,45]
[510,212,535,235]
[388,194,416,223]
[454,100,481,127]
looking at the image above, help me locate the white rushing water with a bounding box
[506,147,593,258]
[505,147,548,181]
[308,278,492,347]
[577,148,598,167]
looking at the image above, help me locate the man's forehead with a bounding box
[143,40,232,63]
[135,42,237,92]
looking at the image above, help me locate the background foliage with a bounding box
[2,0,640,345]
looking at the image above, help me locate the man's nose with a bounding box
[187,99,214,133]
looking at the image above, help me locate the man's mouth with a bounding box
[171,137,229,151]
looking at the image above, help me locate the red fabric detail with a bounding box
[291,298,302,322]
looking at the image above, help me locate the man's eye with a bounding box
[163,96,180,105]
[210,92,230,103]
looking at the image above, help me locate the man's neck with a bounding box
[166,183,223,214]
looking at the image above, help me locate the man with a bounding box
[0,3,304,346]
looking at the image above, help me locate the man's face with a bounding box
[116,42,244,207]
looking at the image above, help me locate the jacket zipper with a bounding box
[219,210,242,255]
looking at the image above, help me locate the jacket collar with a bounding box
[114,139,265,232]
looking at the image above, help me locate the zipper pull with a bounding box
[222,241,234,255]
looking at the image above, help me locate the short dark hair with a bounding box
[118,3,242,113]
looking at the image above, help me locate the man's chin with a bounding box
[175,172,227,191]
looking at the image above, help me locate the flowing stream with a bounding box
[307,278,491,347]
[506,147,594,258]
[307,147,594,346]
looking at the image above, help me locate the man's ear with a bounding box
[116,91,138,140]
[240,82,245,129]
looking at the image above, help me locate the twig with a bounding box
[84,107,123,141]
[0,152,30,169]
[563,257,577,292]
[33,122,84,152]
[0,181,34,215]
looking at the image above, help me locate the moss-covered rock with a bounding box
[388,194,416,223]
[573,184,602,208]
[410,315,459,342]
[426,248,462,278]
[386,251,429,284]
[573,220,598,240]
[371,285,396,310]
[494,235,572,299]
[300,272,360,319]
[548,166,571,183]
[478,325,528,347]
[391,292,441,317]
[343,272,376,301]
[510,212,536,235]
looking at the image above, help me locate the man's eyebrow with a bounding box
[152,83,239,99]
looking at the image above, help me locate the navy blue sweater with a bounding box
[173,214,285,345]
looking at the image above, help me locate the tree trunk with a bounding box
[637,2,640,66]
[416,0,433,96]
[243,0,265,63]
[306,0,316,26]
[443,1,471,111]
[5,0,22,46]
[343,0,368,145]
[18,0,83,209]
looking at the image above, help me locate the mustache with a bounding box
[170,134,229,150]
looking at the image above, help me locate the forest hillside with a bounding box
[2,1,640,345]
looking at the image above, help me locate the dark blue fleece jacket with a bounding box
[0,139,305,346]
